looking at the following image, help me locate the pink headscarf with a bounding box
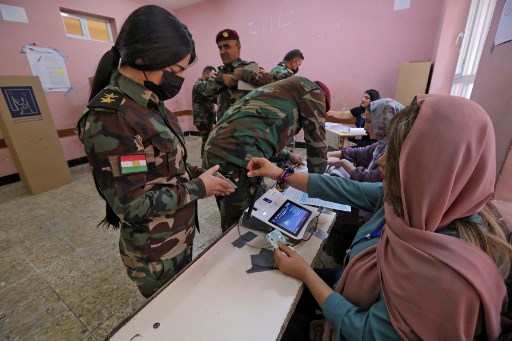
[335,94,506,340]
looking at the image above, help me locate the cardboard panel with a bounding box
[0,76,72,194]
[394,61,432,105]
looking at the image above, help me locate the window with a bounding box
[451,0,496,98]
[60,10,113,42]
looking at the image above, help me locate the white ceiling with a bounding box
[143,0,206,10]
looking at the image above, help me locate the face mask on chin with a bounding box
[144,70,184,101]
[292,67,299,74]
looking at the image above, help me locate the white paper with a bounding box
[237,63,258,91]
[237,81,257,91]
[349,128,366,134]
[325,123,349,133]
[325,167,350,178]
[281,186,351,212]
[22,45,71,91]
[495,0,512,46]
[325,122,367,136]
[0,4,28,23]
[394,0,410,11]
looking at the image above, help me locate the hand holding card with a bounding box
[266,229,287,249]
[212,172,238,189]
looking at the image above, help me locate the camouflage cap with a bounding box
[216,29,240,43]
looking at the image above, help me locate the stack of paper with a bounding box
[325,123,366,135]
[348,128,366,134]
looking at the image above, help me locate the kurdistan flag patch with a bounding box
[119,154,148,174]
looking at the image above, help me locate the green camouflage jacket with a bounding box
[192,78,216,128]
[269,62,295,80]
[194,58,276,120]
[76,71,205,262]
[204,76,327,173]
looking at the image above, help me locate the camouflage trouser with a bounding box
[195,123,213,157]
[121,245,192,298]
[286,134,295,151]
[215,168,267,232]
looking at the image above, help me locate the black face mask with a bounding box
[144,70,184,101]
[292,67,299,74]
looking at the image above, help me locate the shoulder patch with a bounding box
[88,88,124,112]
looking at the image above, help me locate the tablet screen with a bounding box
[269,200,312,237]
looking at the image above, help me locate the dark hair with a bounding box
[89,5,196,228]
[202,66,216,73]
[365,89,380,102]
[89,5,196,102]
[385,102,420,217]
[283,49,304,62]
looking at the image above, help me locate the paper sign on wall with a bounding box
[22,45,72,92]
[394,0,410,11]
[495,0,512,46]
[0,4,28,23]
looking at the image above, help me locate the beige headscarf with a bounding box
[335,94,506,340]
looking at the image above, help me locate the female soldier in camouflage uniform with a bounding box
[76,5,234,297]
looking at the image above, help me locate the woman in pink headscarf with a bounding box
[247,94,512,340]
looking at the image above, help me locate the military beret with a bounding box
[216,29,240,43]
[314,81,331,112]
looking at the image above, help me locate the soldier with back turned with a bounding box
[270,49,305,153]
[203,76,330,232]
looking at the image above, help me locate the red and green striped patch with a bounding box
[119,154,147,174]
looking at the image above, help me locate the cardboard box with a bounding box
[0,76,72,194]
[394,61,432,106]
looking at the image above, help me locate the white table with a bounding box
[108,210,335,341]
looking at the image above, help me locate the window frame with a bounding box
[451,0,496,98]
[60,10,114,42]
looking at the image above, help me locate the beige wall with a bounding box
[429,0,472,94]
[470,0,512,200]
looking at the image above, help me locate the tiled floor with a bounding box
[0,136,232,340]
[1,135,511,340]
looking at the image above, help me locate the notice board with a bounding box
[0,76,72,194]
[394,61,432,106]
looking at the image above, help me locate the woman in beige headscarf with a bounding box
[247,94,512,340]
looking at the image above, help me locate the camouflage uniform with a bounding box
[192,78,216,156]
[76,71,205,298]
[269,62,295,80]
[194,58,276,121]
[270,61,297,153]
[203,76,328,231]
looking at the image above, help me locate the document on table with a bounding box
[325,122,366,135]
[281,186,351,212]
